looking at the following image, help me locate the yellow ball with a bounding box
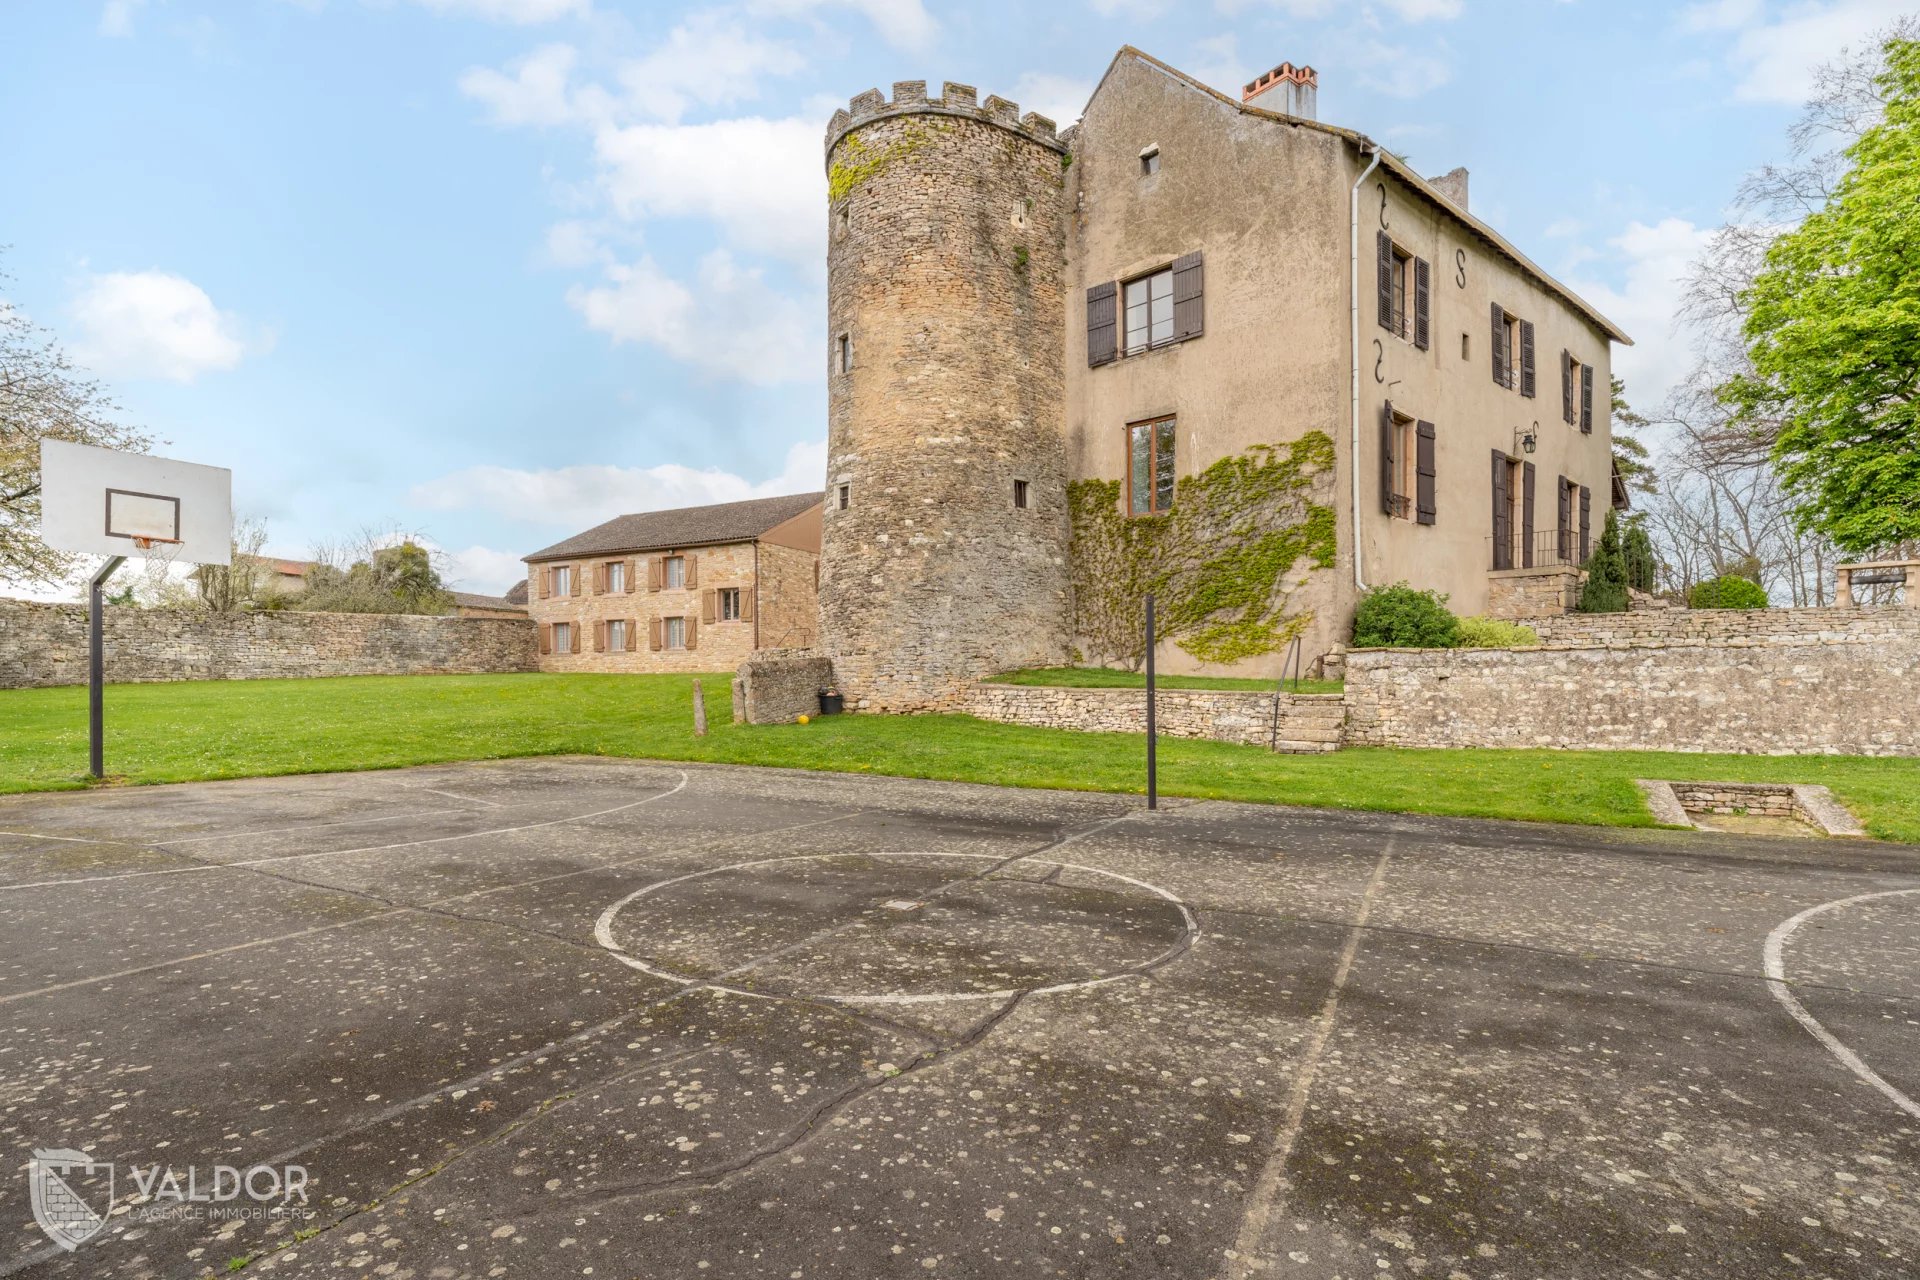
[796,714,810,725]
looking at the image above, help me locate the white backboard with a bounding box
[40,440,233,566]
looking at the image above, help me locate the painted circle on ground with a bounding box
[593,850,1198,1006]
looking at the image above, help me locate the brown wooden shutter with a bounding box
[702,589,716,623]
[1171,251,1204,341]
[647,556,662,591]
[624,618,637,651]
[1490,451,1511,570]
[1380,401,1397,515]
[741,585,755,622]
[684,615,698,651]
[569,565,582,597]
[684,553,697,588]
[539,624,551,655]
[1413,257,1430,350]
[569,622,581,653]
[1579,485,1592,562]
[537,568,550,600]
[1377,231,1395,332]
[593,621,606,653]
[593,563,604,595]
[624,558,637,593]
[1580,364,1594,433]
[1490,303,1506,385]
[1562,351,1575,424]
[649,617,662,651]
[1519,320,1536,398]
[1415,421,1436,525]
[1521,461,1537,568]
[1556,476,1572,562]
[1086,282,1117,366]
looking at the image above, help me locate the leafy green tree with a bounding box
[1724,37,1920,553]
[1689,574,1769,608]
[297,536,454,615]
[1622,517,1658,593]
[1350,583,1458,648]
[1577,510,1629,613]
[1610,376,1658,496]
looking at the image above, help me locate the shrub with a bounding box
[1577,510,1629,613]
[1623,518,1657,592]
[1689,574,1769,609]
[1351,582,1458,648]
[1454,616,1540,648]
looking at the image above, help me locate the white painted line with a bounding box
[153,805,474,843]
[1227,844,1394,1279]
[593,849,1198,1006]
[1762,886,1920,1121]
[416,787,505,808]
[0,771,690,892]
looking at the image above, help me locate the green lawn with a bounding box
[2,673,1917,842]
[988,665,1345,695]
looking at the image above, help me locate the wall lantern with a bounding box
[1516,422,1539,455]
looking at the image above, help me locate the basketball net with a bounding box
[130,536,185,598]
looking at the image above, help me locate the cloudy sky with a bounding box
[5,0,1906,593]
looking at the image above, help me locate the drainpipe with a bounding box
[1350,142,1382,592]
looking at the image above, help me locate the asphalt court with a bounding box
[0,756,1916,1277]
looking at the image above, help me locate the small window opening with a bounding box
[1461,332,1471,361]
[1013,479,1030,509]
[1140,145,1160,176]
[838,206,849,234]
[837,333,853,373]
[837,483,850,510]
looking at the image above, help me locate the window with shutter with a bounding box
[685,616,698,651]
[1123,267,1175,353]
[1490,451,1511,570]
[1579,485,1592,562]
[1580,365,1594,433]
[684,554,698,588]
[1378,231,1396,333]
[1413,257,1430,350]
[1086,282,1117,366]
[1171,251,1204,341]
[702,589,716,624]
[1380,402,1398,517]
[1415,420,1436,525]
[1519,320,1536,398]
[649,617,662,651]
[1562,351,1576,424]
[1556,477,1572,563]
[662,555,686,589]
[1127,417,1176,515]
[570,621,581,653]
[624,618,638,651]
[539,624,552,655]
[607,619,627,652]
[662,616,686,649]
[720,588,741,620]
[569,564,582,597]
[1521,461,1537,568]
[1490,303,1507,386]
[647,557,662,591]
[624,558,637,593]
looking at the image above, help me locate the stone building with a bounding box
[451,589,528,620]
[524,493,821,673]
[813,47,1631,709]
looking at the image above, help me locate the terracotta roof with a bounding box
[451,591,526,613]
[1088,47,1632,346]
[525,493,823,563]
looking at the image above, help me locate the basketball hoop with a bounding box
[131,535,186,595]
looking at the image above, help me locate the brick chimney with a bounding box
[1242,62,1318,120]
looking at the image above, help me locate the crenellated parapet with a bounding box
[824,80,1067,160]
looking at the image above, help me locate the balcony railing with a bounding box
[1488,529,1588,572]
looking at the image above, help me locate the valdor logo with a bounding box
[28,1148,114,1252]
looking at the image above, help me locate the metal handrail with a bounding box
[1268,634,1305,751]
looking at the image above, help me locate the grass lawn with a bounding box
[2,673,1917,842]
[988,665,1345,696]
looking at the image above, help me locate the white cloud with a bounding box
[411,0,588,23]
[614,13,805,123]
[747,0,937,52]
[1566,217,1716,408]
[592,115,824,266]
[70,270,254,383]
[541,219,609,267]
[1012,72,1094,127]
[1090,0,1173,16]
[412,438,827,528]
[99,0,146,37]
[1678,0,1763,31]
[441,544,531,592]
[1542,216,1583,238]
[567,250,817,384]
[1689,0,1911,102]
[1351,39,1452,97]
[1186,34,1248,97]
[459,43,583,126]
[1378,0,1464,19]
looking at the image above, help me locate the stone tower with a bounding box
[819,81,1073,711]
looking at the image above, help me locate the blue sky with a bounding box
[5,0,1905,594]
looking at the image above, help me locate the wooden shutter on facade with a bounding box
[569,565,582,597]
[1413,257,1431,350]
[569,622,581,653]
[684,553,697,588]
[1415,421,1436,525]
[685,616,698,651]
[1562,351,1575,424]
[537,567,550,599]
[624,619,637,652]
[1171,251,1204,341]
[1556,476,1572,563]
[1086,282,1117,367]
[539,624,551,655]
[1377,231,1396,332]
[1579,485,1592,562]
[1490,451,1512,570]
[1380,402,1397,515]
[593,621,605,653]
[1519,320,1536,398]
[592,563,604,595]
[1580,365,1594,434]
[647,556,662,591]
[649,617,662,651]
[1521,461,1537,569]
[741,586,755,622]
[624,558,637,593]
[701,589,716,623]
[1490,303,1507,385]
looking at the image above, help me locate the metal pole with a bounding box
[89,556,125,780]
[1145,593,1157,812]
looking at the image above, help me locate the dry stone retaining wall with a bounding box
[957,684,1345,752]
[1534,606,1920,645]
[0,600,535,689]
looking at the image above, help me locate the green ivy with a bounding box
[1067,432,1337,669]
[827,123,938,205]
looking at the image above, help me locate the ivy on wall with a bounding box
[827,121,941,204]
[1067,431,1338,669]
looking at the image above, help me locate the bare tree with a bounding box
[0,253,152,585]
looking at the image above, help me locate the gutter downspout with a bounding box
[1350,142,1381,592]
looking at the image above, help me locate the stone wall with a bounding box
[1487,565,1581,619]
[819,84,1073,712]
[0,600,535,689]
[733,650,834,725]
[1534,606,1920,645]
[756,540,821,652]
[957,684,1345,752]
[1343,634,1920,756]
